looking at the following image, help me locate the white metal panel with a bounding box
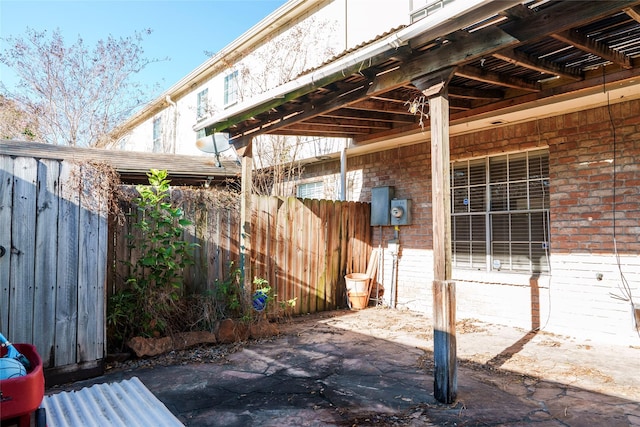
[42,377,184,427]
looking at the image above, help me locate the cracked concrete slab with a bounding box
[49,308,640,426]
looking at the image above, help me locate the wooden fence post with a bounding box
[240,139,253,297]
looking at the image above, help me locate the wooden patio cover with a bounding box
[197,0,640,404]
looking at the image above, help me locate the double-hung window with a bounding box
[451,149,550,273]
[152,116,162,153]
[197,88,209,120]
[224,71,239,107]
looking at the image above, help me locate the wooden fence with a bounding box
[1,156,370,374]
[0,155,108,372]
[109,191,372,316]
[107,187,241,297]
[251,196,372,314]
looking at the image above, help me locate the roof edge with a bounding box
[119,0,321,131]
[194,0,522,137]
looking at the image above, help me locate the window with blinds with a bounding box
[451,149,550,273]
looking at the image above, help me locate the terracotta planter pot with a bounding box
[348,291,369,310]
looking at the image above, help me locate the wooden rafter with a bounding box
[492,47,583,80]
[455,65,541,92]
[551,30,634,69]
[447,86,504,101]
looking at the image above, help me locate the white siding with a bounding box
[121,0,414,156]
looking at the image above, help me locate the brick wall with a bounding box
[302,99,640,344]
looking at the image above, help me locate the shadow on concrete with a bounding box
[47,309,640,427]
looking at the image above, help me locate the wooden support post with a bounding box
[240,139,253,296]
[429,92,457,404]
[433,280,457,403]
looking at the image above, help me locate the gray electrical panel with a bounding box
[371,186,394,226]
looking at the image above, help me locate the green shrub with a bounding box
[107,169,197,349]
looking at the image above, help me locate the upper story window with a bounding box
[224,71,239,107]
[297,181,324,200]
[410,0,456,23]
[451,149,550,273]
[197,88,209,121]
[152,116,162,153]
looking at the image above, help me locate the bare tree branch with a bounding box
[0,27,165,147]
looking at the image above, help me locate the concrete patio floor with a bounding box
[49,307,640,426]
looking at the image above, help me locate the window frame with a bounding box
[297,181,324,200]
[450,149,550,274]
[224,70,239,107]
[152,116,162,153]
[196,88,209,121]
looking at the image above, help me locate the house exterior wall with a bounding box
[299,98,640,345]
[120,0,413,157]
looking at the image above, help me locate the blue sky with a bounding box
[0,0,288,95]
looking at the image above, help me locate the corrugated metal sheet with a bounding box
[41,377,184,427]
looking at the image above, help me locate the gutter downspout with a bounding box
[165,95,178,154]
[340,140,348,201]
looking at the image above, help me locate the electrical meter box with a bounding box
[371,186,394,226]
[390,199,412,226]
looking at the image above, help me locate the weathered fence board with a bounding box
[1,155,108,371]
[0,156,13,332]
[34,159,60,365]
[55,162,81,367]
[9,157,37,344]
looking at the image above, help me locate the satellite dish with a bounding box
[196,132,231,154]
[196,132,233,168]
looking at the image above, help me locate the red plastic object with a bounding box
[0,343,45,426]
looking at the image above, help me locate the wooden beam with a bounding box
[500,0,640,43]
[451,65,640,122]
[231,83,371,140]
[455,65,541,92]
[280,123,372,135]
[304,116,393,130]
[448,86,504,100]
[429,93,456,404]
[551,29,634,69]
[348,98,414,114]
[324,109,416,124]
[367,26,520,96]
[412,67,456,97]
[266,129,354,138]
[626,6,640,22]
[492,47,583,80]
